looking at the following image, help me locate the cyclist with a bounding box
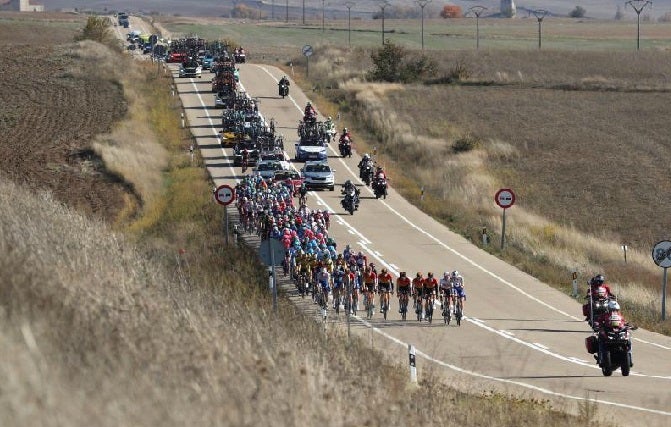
[347,267,361,314]
[412,272,424,313]
[378,267,394,313]
[332,266,345,310]
[298,182,308,206]
[439,271,452,308]
[316,267,331,309]
[450,270,466,314]
[423,272,438,318]
[396,271,412,314]
[362,265,378,313]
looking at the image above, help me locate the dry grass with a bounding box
[296,45,671,333]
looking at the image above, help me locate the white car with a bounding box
[254,160,291,180]
[179,60,202,78]
[301,161,335,191]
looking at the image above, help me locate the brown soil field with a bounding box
[383,49,671,249]
[0,13,133,222]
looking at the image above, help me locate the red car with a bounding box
[167,52,187,63]
[273,170,303,196]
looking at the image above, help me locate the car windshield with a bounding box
[184,61,198,67]
[258,163,281,171]
[305,164,330,173]
[300,139,324,147]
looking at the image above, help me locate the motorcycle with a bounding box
[338,136,352,158]
[372,178,388,199]
[279,82,289,98]
[586,325,634,376]
[340,188,358,215]
[360,164,374,186]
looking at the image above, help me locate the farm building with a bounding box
[0,0,44,12]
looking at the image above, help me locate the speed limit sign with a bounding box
[652,240,671,268]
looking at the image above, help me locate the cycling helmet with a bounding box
[416,272,422,278]
[443,272,450,278]
[307,101,312,106]
[608,300,621,311]
[381,268,387,274]
[428,272,434,278]
[344,127,348,133]
[593,274,605,286]
[452,270,460,277]
[328,116,332,120]
[609,313,622,328]
[400,271,406,277]
[322,267,327,273]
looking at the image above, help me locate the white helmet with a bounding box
[363,153,370,159]
[451,270,460,278]
[443,272,450,278]
[608,300,621,311]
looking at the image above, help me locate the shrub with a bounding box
[569,6,586,18]
[75,16,116,47]
[453,133,481,153]
[367,42,436,83]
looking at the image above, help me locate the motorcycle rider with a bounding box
[304,102,317,121]
[595,300,632,366]
[325,116,336,142]
[375,166,387,181]
[279,75,290,87]
[583,274,615,322]
[358,153,374,181]
[341,179,360,209]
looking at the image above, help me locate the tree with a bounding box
[615,5,624,20]
[440,5,462,18]
[75,16,115,46]
[367,42,435,83]
[569,5,586,18]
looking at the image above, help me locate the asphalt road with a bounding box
[123,21,671,422]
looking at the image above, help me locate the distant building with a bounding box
[0,0,44,12]
[500,0,516,18]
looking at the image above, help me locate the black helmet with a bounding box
[593,274,605,286]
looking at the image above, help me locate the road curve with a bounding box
[170,59,671,425]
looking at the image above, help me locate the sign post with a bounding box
[408,344,417,383]
[302,44,313,77]
[652,240,671,320]
[259,238,285,313]
[214,184,236,244]
[494,188,516,250]
[571,271,578,298]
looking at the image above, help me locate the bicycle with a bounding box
[398,290,410,321]
[364,286,375,320]
[425,292,435,324]
[442,291,452,325]
[454,297,463,326]
[415,294,423,322]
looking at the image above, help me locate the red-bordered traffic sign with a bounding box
[495,188,516,209]
[214,184,235,206]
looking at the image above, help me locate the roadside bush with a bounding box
[367,42,436,83]
[75,16,116,48]
[453,133,481,153]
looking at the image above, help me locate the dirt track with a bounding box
[0,17,132,222]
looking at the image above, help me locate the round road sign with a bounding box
[495,188,516,209]
[214,184,235,206]
[302,44,313,57]
[652,240,671,268]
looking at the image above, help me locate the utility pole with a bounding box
[416,0,431,51]
[379,0,390,46]
[285,0,288,22]
[532,9,548,49]
[322,0,325,33]
[302,0,305,24]
[626,0,652,50]
[345,1,355,48]
[468,5,487,50]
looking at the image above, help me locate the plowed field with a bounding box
[0,15,131,222]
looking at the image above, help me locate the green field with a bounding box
[160,17,671,53]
